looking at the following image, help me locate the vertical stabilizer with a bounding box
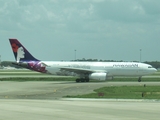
[9,39,39,62]
[9,39,48,73]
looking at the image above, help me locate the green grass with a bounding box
[0,76,160,82]
[0,69,160,99]
[0,73,43,75]
[0,69,160,82]
[0,69,40,75]
[0,69,30,72]
[65,86,160,99]
[107,77,160,82]
[0,77,160,82]
[0,77,76,81]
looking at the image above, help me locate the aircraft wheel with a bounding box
[138,77,141,82]
[81,79,85,82]
[86,79,89,82]
[76,79,80,83]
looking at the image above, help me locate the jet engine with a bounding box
[89,73,107,81]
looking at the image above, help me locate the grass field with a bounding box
[0,69,40,75]
[1,69,160,99]
[0,69,160,82]
[65,85,160,99]
[0,77,76,81]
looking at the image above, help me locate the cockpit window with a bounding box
[148,66,153,68]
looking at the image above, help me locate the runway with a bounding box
[0,99,160,120]
[0,81,160,120]
[1,81,160,99]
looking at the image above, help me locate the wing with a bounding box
[60,67,107,74]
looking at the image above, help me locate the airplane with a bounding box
[9,39,157,82]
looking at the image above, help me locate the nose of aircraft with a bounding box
[151,68,157,73]
[154,68,157,72]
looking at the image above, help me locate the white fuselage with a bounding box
[42,61,157,77]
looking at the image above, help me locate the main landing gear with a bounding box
[138,77,142,82]
[76,78,90,83]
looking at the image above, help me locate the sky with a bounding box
[0,0,160,62]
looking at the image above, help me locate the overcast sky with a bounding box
[0,0,160,62]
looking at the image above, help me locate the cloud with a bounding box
[0,0,160,61]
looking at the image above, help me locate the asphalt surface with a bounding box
[1,81,160,99]
[0,71,160,120]
[0,99,160,120]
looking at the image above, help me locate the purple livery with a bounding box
[9,39,47,73]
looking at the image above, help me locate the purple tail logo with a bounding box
[11,42,25,62]
[9,39,48,73]
[9,39,38,62]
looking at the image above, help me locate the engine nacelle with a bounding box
[89,73,107,81]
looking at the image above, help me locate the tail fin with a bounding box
[9,39,39,62]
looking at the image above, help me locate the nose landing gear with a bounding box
[138,77,142,82]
